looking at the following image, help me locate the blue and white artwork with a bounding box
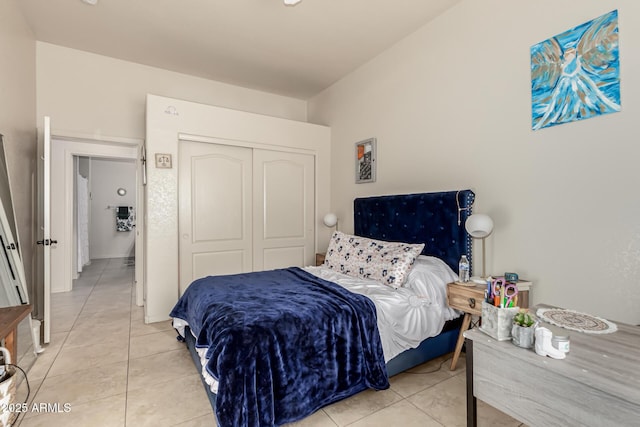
[531,10,620,130]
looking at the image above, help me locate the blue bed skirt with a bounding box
[385,316,462,376]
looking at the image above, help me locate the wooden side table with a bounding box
[315,253,326,266]
[447,282,530,370]
[447,283,484,371]
[0,304,32,364]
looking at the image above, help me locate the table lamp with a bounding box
[323,213,338,231]
[465,213,494,281]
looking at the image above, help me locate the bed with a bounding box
[171,189,475,427]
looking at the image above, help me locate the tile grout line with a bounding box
[13,261,108,426]
[28,259,134,425]
[339,355,465,427]
[124,260,135,427]
[61,261,106,334]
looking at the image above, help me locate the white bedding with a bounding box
[304,255,460,362]
[173,255,460,393]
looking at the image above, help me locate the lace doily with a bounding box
[536,308,617,334]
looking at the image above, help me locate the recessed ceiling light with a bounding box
[81,0,98,5]
[284,0,302,6]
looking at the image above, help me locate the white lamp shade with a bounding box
[465,214,494,238]
[323,213,338,228]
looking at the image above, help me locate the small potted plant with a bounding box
[512,309,537,348]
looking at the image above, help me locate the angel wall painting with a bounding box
[531,10,620,130]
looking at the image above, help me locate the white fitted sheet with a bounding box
[304,255,460,362]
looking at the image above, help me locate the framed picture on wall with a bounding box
[355,138,376,184]
[530,10,620,130]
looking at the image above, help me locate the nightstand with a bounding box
[315,253,326,266]
[446,281,531,370]
[447,282,485,371]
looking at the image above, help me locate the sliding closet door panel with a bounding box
[263,247,305,270]
[263,160,305,239]
[192,251,245,279]
[253,150,314,270]
[192,155,244,242]
[179,141,252,294]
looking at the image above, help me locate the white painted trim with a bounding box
[50,130,143,147]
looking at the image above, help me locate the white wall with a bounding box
[89,158,136,259]
[36,42,308,141]
[0,1,36,303]
[309,0,640,324]
[0,0,37,368]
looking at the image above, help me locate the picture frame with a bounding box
[155,153,172,169]
[355,138,376,184]
[530,10,620,130]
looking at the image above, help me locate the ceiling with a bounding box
[17,0,462,99]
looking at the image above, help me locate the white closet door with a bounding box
[253,150,315,270]
[178,141,252,294]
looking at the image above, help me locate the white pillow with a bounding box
[323,231,424,289]
[405,256,459,306]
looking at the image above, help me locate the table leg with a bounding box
[466,337,477,427]
[4,329,16,364]
[450,312,471,370]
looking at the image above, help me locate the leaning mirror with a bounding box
[0,135,28,305]
[0,134,39,367]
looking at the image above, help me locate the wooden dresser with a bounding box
[0,305,32,363]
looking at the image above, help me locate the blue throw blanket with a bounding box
[170,267,389,427]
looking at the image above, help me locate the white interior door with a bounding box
[42,116,52,344]
[135,145,145,307]
[178,141,252,294]
[253,150,315,270]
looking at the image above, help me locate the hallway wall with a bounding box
[89,158,137,259]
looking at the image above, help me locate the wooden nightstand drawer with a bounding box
[447,283,484,316]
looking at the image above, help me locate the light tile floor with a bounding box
[12,258,522,427]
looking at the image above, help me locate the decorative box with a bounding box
[479,301,519,341]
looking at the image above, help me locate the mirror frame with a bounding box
[0,134,29,305]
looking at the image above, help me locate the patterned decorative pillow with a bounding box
[324,231,425,289]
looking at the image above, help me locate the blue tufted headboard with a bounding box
[353,190,475,272]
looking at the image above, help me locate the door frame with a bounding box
[49,133,144,305]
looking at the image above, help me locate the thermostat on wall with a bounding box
[155,153,172,169]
